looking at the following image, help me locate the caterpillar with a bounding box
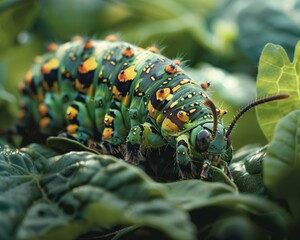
[13,35,288,180]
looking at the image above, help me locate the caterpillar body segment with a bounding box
[16,37,235,180]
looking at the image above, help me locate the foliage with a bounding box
[263,110,300,238]
[0,143,290,240]
[0,0,300,239]
[256,42,300,141]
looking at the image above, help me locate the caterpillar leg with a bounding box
[175,133,196,179]
[101,101,129,156]
[125,122,166,165]
[64,99,93,144]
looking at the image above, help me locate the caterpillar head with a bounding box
[190,94,289,164]
[190,100,231,164]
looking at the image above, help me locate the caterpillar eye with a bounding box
[196,129,211,152]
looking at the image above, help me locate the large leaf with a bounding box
[230,145,267,195]
[256,42,300,141]
[237,1,300,63]
[164,180,290,240]
[264,110,300,225]
[0,144,196,240]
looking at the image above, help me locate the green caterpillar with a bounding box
[14,35,288,180]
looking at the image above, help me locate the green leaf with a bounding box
[264,110,300,222]
[256,42,300,141]
[47,136,99,154]
[164,180,290,239]
[237,2,300,63]
[0,0,39,52]
[0,144,196,240]
[230,145,267,195]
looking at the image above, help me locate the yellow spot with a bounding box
[188,94,193,98]
[73,78,83,92]
[170,101,178,109]
[78,56,98,74]
[104,114,114,126]
[189,108,196,114]
[177,111,189,123]
[40,117,51,128]
[65,106,78,120]
[166,94,173,101]
[172,85,181,92]
[87,85,94,97]
[67,124,79,133]
[61,67,66,74]
[42,58,59,74]
[147,102,157,118]
[162,118,179,132]
[102,127,114,140]
[180,79,190,85]
[24,69,33,85]
[219,109,228,119]
[118,65,137,82]
[156,114,165,123]
[38,103,48,116]
[156,88,171,101]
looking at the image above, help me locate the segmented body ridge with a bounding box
[16,36,229,180]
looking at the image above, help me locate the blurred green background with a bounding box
[1,0,300,149]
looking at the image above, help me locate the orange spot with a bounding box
[173,59,182,66]
[177,111,189,123]
[72,35,83,41]
[41,58,59,74]
[47,43,58,51]
[105,35,118,41]
[67,124,79,133]
[84,40,94,49]
[156,88,171,101]
[201,82,210,91]
[78,56,98,74]
[102,127,114,140]
[147,46,160,53]
[122,46,134,58]
[40,117,51,128]
[24,69,33,85]
[38,103,48,116]
[165,64,177,74]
